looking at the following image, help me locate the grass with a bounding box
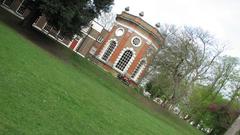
[0,21,202,135]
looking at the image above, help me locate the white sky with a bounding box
[111,0,240,58]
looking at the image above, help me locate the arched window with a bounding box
[115,50,133,71]
[101,40,117,61]
[131,60,146,79]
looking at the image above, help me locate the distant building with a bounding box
[1,0,30,20]
[1,0,164,85]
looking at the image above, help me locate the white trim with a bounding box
[98,38,118,62]
[42,22,47,30]
[43,23,52,33]
[32,24,70,47]
[2,0,11,7]
[96,36,104,43]
[15,0,25,16]
[91,21,103,33]
[131,58,147,82]
[73,38,83,51]
[0,4,24,20]
[81,30,96,40]
[56,30,60,37]
[32,16,40,26]
[133,65,145,82]
[115,27,125,37]
[47,33,56,40]
[115,21,158,50]
[113,47,136,74]
[131,36,142,47]
[128,28,133,33]
[89,47,97,55]
[76,52,85,58]
[32,23,42,31]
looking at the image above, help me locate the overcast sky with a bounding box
[111,0,240,58]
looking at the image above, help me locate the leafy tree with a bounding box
[145,26,240,133]
[184,56,239,130]
[207,56,239,98]
[187,84,239,135]
[22,0,114,38]
[145,82,152,93]
[148,26,223,104]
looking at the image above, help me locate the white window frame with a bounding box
[89,47,97,55]
[131,36,142,47]
[131,59,147,81]
[116,21,159,50]
[42,22,52,33]
[98,38,118,62]
[113,47,136,74]
[97,36,104,43]
[101,40,117,61]
[115,27,125,37]
[16,0,25,16]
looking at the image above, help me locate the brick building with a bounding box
[1,0,30,19]
[91,12,163,84]
[1,0,164,85]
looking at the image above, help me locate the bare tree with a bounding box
[152,26,223,104]
[213,57,239,97]
[226,64,240,106]
[96,12,116,30]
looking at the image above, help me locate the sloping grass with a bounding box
[0,21,202,135]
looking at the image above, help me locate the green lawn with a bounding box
[0,21,202,135]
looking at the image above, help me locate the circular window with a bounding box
[115,28,124,37]
[131,36,142,47]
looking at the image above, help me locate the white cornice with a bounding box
[115,22,158,50]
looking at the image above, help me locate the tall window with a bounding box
[131,60,146,79]
[102,40,117,61]
[115,50,133,71]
